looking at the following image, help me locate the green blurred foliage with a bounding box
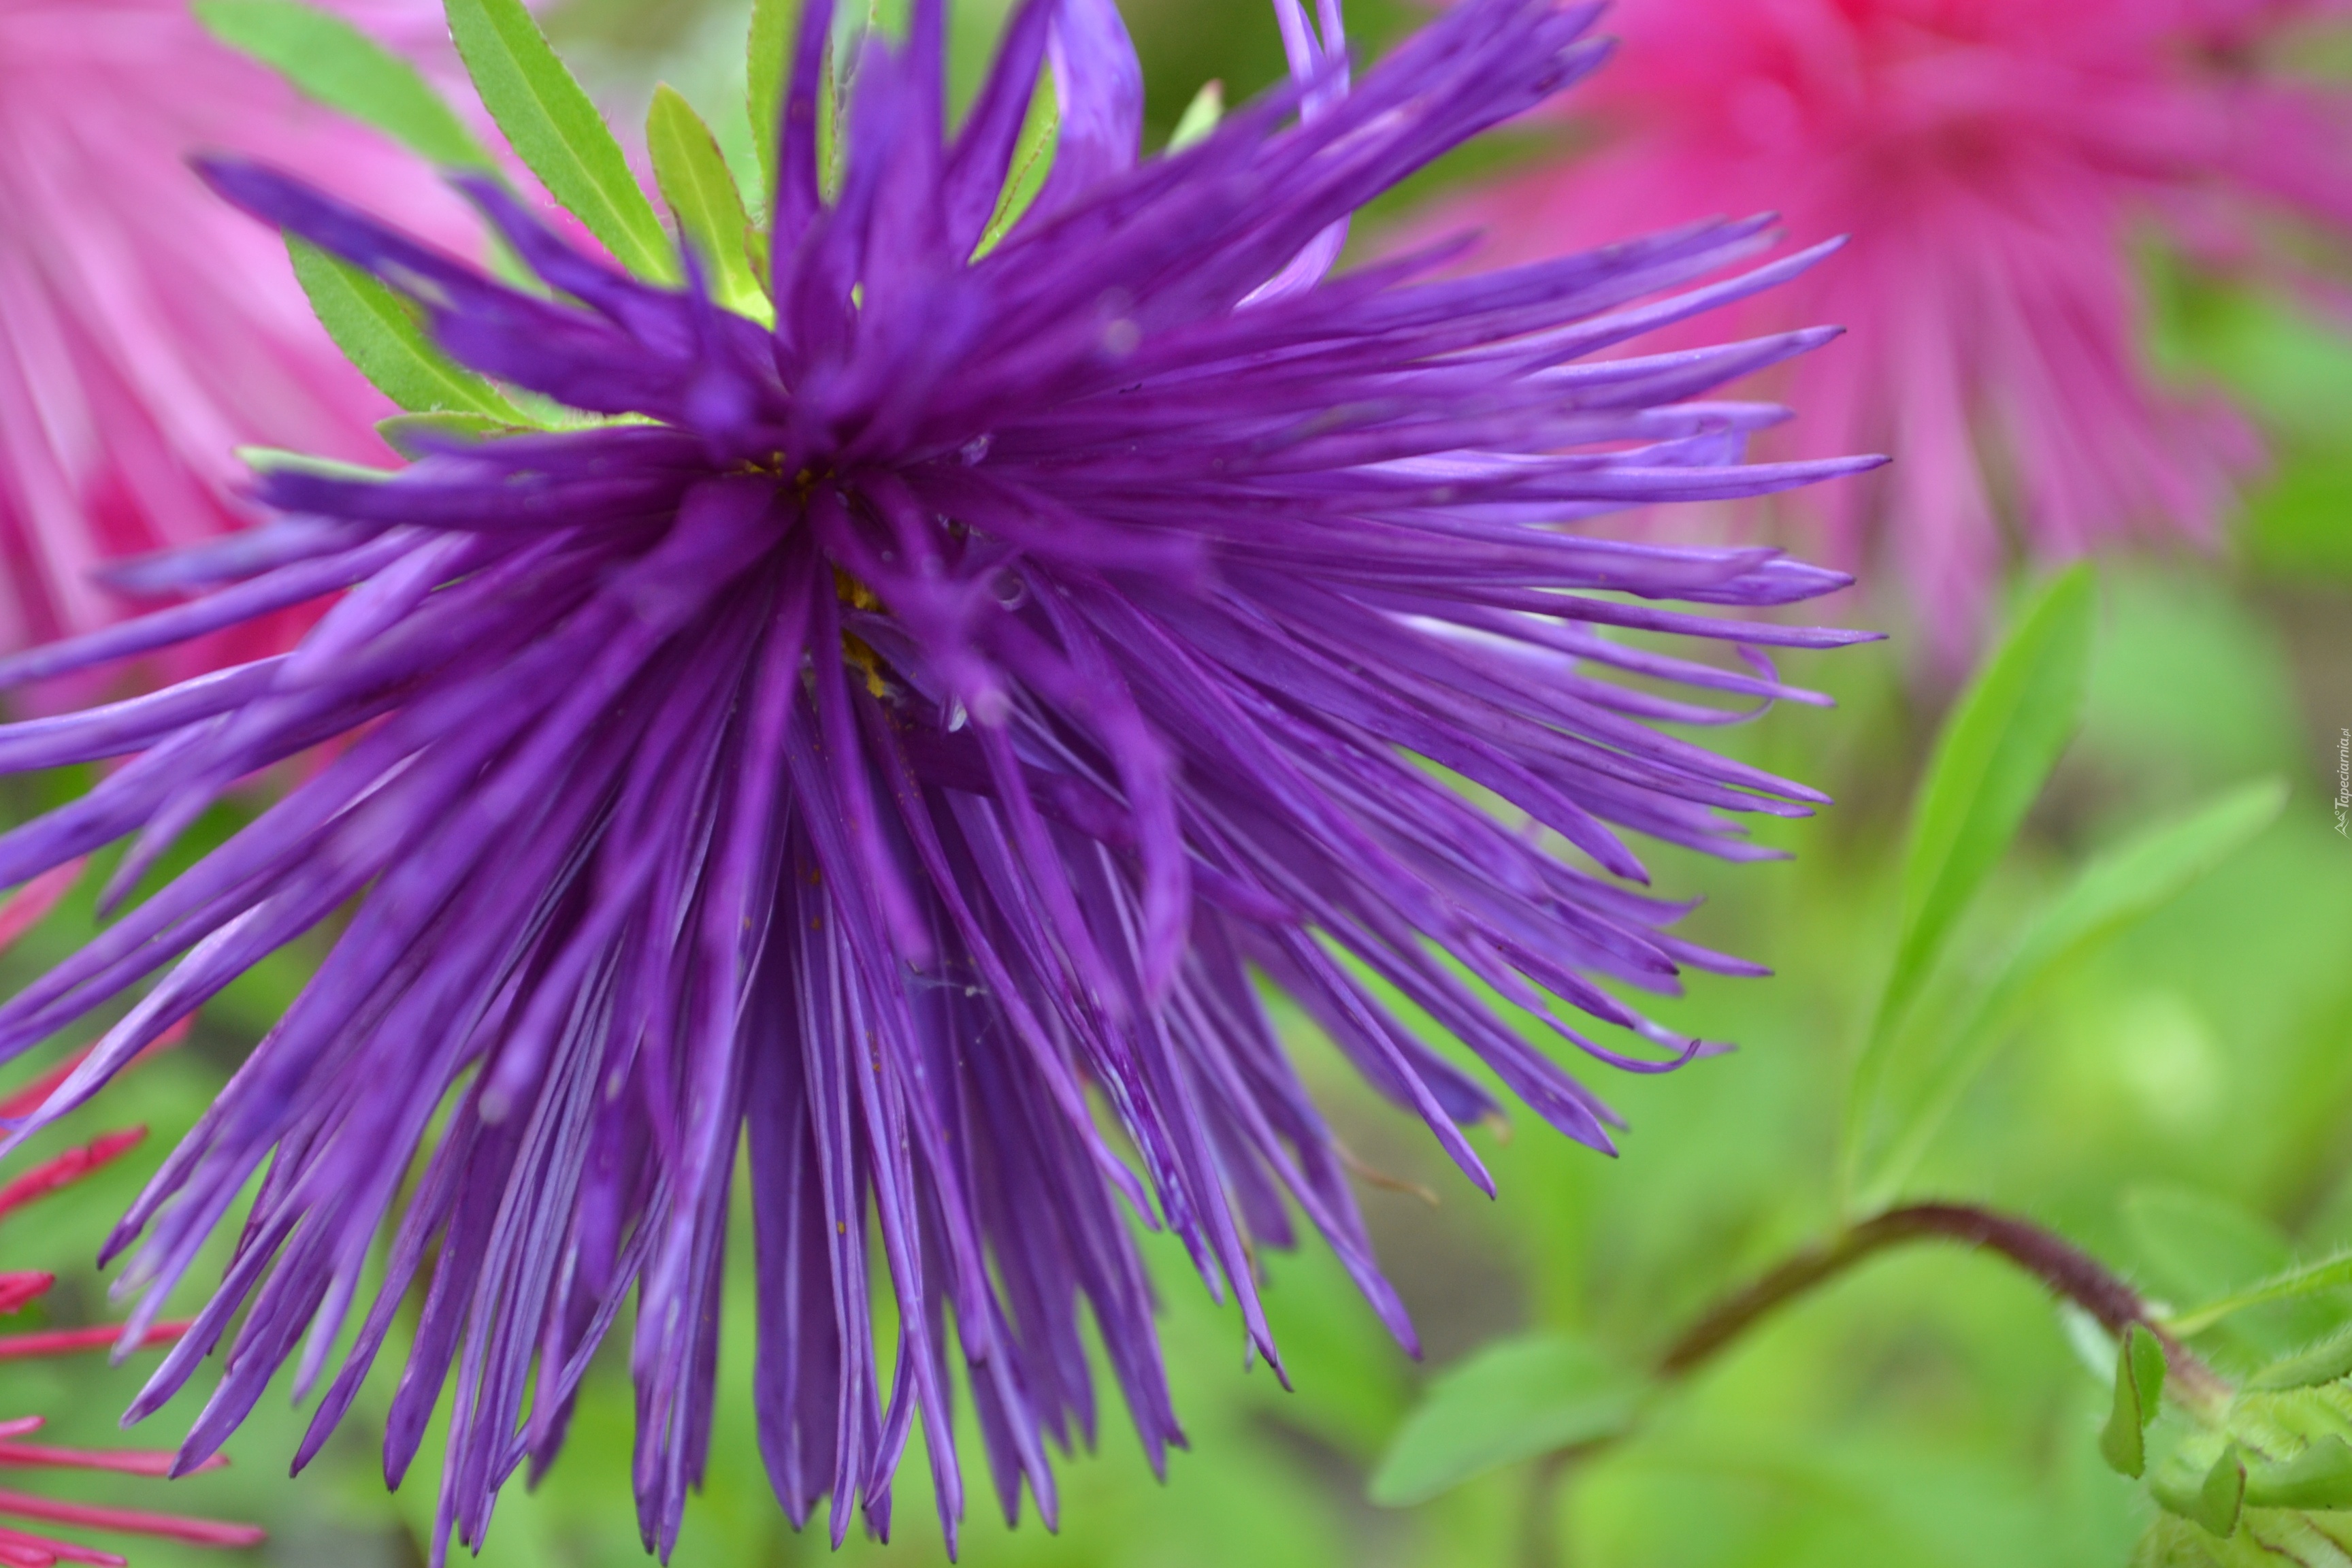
[2,0,2349,1564]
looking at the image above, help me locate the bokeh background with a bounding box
[3,1,2351,1565]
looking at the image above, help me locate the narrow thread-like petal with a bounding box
[0,0,1882,1555]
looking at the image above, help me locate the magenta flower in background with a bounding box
[1416,0,2352,658]
[0,867,262,1568]
[0,0,1878,1557]
[0,0,480,672]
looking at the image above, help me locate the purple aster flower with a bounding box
[0,0,1879,1557]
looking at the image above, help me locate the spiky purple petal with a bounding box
[0,0,1882,1556]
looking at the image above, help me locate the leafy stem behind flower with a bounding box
[1372,570,2303,1562]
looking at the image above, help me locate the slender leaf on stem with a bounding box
[1841,565,2095,1198]
[287,239,525,420]
[647,86,771,323]
[2250,1326,2352,1391]
[1169,80,1225,151]
[1982,779,2285,1013]
[377,412,523,459]
[235,447,393,483]
[444,0,676,280]
[195,0,495,169]
[2125,1186,2300,1310]
[1368,1333,1643,1507]
[2170,1254,2352,1338]
[747,0,802,195]
[199,0,551,291]
[973,71,1058,258]
[1855,779,2286,1206]
[1881,564,2097,1031]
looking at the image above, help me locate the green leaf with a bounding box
[197,0,546,291]
[1842,566,2094,1194]
[2249,1326,2352,1391]
[194,0,494,169]
[1881,564,2098,1027]
[747,0,802,195]
[1854,779,2287,1205]
[1983,779,2285,998]
[286,238,525,420]
[444,0,676,280]
[973,71,1057,259]
[1169,80,1225,151]
[2101,1324,2168,1477]
[2153,1443,2246,1538]
[2244,1437,2352,1510]
[376,411,520,459]
[234,446,393,482]
[2170,1253,2352,1339]
[2128,1185,2352,1354]
[1367,1333,1643,1507]
[647,86,771,325]
[2127,1186,2296,1304]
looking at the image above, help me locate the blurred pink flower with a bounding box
[0,0,480,675]
[1417,0,2352,657]
[0,863,257,1568]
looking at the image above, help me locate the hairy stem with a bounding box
[1657,1201,2220,1393]
[1516,1200,2225,1568]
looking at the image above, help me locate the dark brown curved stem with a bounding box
[1656,1202,2221,1395]
[1516,1201,2226,1568]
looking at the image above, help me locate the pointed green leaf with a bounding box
[647,86,770,323]
[748,0,802,194]
[2170,1253,2352,1339]
[1367,1333,1643,1507]
[1169,80,1224,150]
[2100,1377,2146,1477]
[1991,772,2279,979]
[444,0,676,280]
[199,0,540,291]
[195,0,494,169]
[2101,1324,2168,1477]
[2132,1322,2170,1411]
[1980,778,2284,1007]
[2244,1437,2352,1510]
[973,72,1057,259]
[1843,566,2094,1193]
[2129,1187,2298,1307]
[2250,1326,2352,1391]
[2154,1444,2246,1538]
[1882,564,2097,1024]
[235,446,393,482]
[287,239,525,420]
[376,411,521,459]
[2121,1185,2352,1354]
[817,32,845,203]
[1855,779,2287,1204]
